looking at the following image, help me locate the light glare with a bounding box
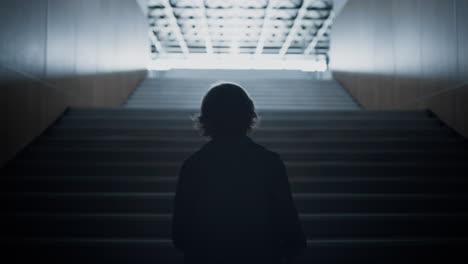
[148,54,328,72]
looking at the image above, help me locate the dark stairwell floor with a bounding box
[2,71,468,263]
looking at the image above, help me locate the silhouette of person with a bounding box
[172,82,306,264]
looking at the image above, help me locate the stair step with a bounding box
[64,115,435,122]
[128,91,352,94]
[128,98,354,103]
[56,118,442,129]
[3,213,468,238]
[127,98,355,103]
[44,127,456,139]
[3,76,468,264]
[19,148,468,163]
[126,97,355,103]
[124,102,359,107]
[4,237,466,263]
[129,91,353,95]
[33,137,467,151]
[132,86,347,89]
[133,88,348,92]
[66,108,431,119]
[3,176,468,194]
[3,192,468,214]
[125,105,362,110]
[67,107,430,115]
[6,161,468,177]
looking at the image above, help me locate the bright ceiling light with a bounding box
[148,54,328,72]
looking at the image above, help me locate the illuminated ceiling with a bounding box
[143,0,335,71]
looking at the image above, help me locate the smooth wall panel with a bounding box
[74,0,100,106]
[422,89,457,127]
[329,0,360,72]
[45,0,90,108]
[0,0,47,79]
[420,0,458,95]
[3,68,44,164]
[355,0,375,108]
[372,0,395,109]
[331,0,468,137]
[75,1,99,76]
[95,0,119,107]
[392,0,421,106]
[455,85,468,136]
[356,0,374,74]
[40,82,74,128]
[46,0,78,81]
[1,0,149,166]
[458,0,468,81]
[1,67,12,165]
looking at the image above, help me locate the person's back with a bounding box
[171,83,306,264]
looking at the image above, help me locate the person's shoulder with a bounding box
[181,139,223,167]
[184,149,202,163]
[247,137,283,162]
[179,148,204,171]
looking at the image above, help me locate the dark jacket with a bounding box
[172,135,306,264]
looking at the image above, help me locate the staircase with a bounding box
[2,74,468,263]
[124,78,360,110]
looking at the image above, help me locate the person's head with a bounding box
[194,82,258,138]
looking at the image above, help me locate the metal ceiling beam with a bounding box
[279,0,314,56]
[304,10,334,55]
[149,6,332,11]
[148,30,166,54]
[255,0,277,55]
[151,18,326,29]
[146,0,334,57]
[158,17,324,24]
[229,3,240,54]
[161,0,189,55]
[197,0,213,54]
[156,46,328,55]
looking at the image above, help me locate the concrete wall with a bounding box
[330,0,468,137]
[0,0,149,166]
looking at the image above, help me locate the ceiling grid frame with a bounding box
[144,0,335,71]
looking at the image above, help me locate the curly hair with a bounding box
[193,82,258,137]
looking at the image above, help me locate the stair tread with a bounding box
[3,77,468,262]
